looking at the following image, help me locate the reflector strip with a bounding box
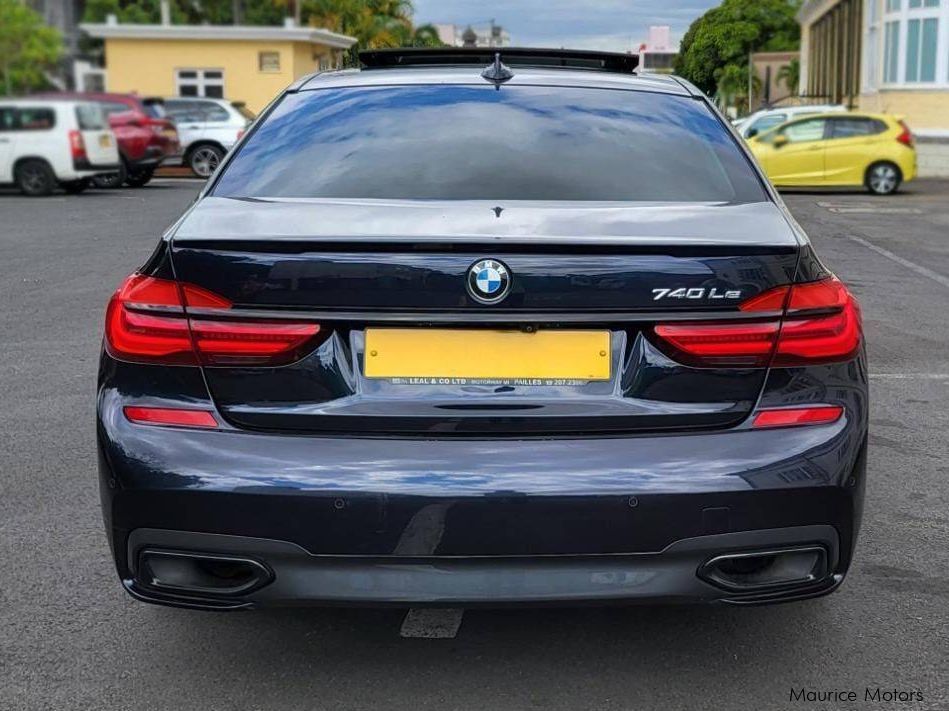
[124,406,219,429]
[751,406,843,429]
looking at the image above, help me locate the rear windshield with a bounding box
[213,85,766,203]
[75,103,106,130]
[142,99,166,118]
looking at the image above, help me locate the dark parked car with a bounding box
[98,49,867,609]
[41,92,179,187]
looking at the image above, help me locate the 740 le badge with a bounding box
[652,287,742,301]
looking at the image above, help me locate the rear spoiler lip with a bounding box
[358,47,639,74]
[167,234,801,258]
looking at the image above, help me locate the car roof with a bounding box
[781,111,890,122]
[0,97,86,107]
[30,91,150,108]
[294,65,694,97]
[165,96,228,104]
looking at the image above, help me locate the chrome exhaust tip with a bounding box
[137,549,273,597]
[698,546,829,593]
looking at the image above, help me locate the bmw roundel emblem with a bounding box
[467,258,512,304]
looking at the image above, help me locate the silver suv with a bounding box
[163,97,254,178]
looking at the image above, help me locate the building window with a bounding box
[884,21,901,82]
[258,52,280,72]
[176,69,225,99]
[883,0,948,86]
[905,17,939,80]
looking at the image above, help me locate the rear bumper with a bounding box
[121,526,843,609]
[125,145,177,169]
[72,158,121,172]
[97,379,868,608]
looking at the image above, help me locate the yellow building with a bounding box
[80,18,356,114]
[798,0,949,176]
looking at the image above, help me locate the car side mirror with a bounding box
[747,127,759,138]
[773,134,789,148]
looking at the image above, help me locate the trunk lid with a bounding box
[170,198,801,435]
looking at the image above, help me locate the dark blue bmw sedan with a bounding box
[97,49,867,609]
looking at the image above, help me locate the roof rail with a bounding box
[359,47,639,74]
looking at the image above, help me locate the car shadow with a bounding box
[141,599,832,681]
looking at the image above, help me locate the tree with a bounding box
[777,57,800,95]
[82,0,444,50]
[83,0,282,24]
[714,62,761,114]
[0,0,63,95]
[303,0,443,64]
[675,0,801,97]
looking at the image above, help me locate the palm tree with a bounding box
[304,0,442,64]
[777,58,800,96]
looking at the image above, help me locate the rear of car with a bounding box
[748,112,916,194]
[0,99,119,195]
[163,98,254,178]
[97,54,868,609]
[85,93,179,187]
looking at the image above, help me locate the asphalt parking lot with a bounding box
[2,180,947,711]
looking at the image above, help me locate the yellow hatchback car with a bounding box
[748,113,916,195]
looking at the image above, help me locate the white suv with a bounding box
[0,99,120,196]
[737,104,847,139]
[163,97,254,178]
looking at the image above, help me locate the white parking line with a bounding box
[829,207,922,214]
[846,234,949,289]
[869,373,949,380]
[400,608,464,638]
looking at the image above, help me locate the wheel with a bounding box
[60,178,90,194]
[15,159,56,196]
[865,161,901,195]
[188,144,224,178]
[125,168,155,188]
[92,160,127,189]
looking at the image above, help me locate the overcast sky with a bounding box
[413,0,718,52]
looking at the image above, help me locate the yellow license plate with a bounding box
[99,134,112,147]
[364,329,611,380]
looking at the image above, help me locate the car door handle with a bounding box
[0,138,10,143]
[186,125,201,129]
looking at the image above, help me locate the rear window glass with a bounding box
[213,85,766,203]
[830,117,887,138]
[101,101,133,117]
[9,107,56,131]
[142,100,166,118]
[75,103,106,130]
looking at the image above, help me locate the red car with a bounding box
[39,92,179,187]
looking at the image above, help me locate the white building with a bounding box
[638,25,678,74]
[798,0,949,176]
[433,22,510,48]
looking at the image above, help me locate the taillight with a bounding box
[653,321,779,367]
[68,130,86,160]
[652,277,862,368]
[105,274,321,366]
[896,120,914,147]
